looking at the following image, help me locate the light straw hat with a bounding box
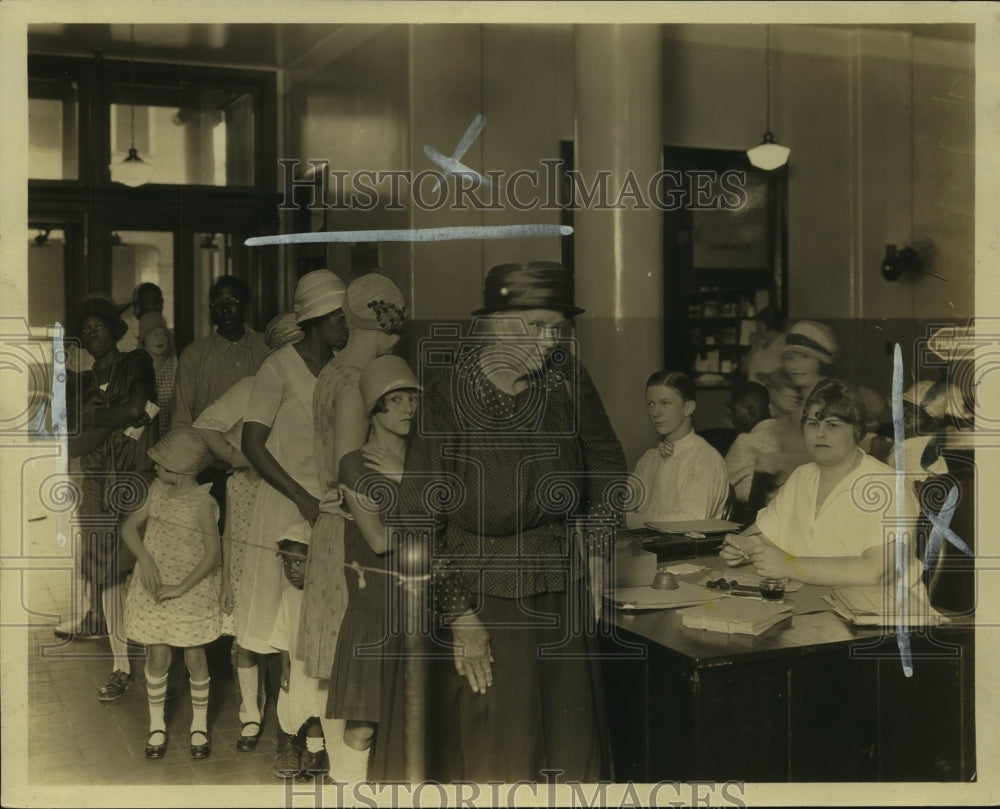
[293,270,347,324]
[147,427,213,475]
[782,320,837,363]
[344,273,407,334]
[359,355,421,415]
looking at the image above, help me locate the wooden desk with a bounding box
[600,557,975,782]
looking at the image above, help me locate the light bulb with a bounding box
[109,147,154,188]
[747,133,790,171]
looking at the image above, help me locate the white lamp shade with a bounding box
[109,148,154,187]
[747,139,790,171]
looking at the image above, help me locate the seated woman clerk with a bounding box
[720,379,920,587]
[624,370,730,530]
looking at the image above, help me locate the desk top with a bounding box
[606,555,972,668]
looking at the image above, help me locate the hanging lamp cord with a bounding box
[764,24,772,134]
[129,24,136,151]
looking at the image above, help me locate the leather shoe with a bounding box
[294,748,329,782]
[98,669,134,701]
[272,731,301,779]
[236,721,261,752]
[145,730,167,759]
[190,730,211,759]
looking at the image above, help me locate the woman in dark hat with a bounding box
[62,293,160,704]
[377,261,627,783]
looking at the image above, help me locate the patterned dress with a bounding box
[192,377,261,638]
[296,363,358,679]
[235,345,322,655]
[125,480,222,647]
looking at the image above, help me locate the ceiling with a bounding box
[27,24,351,69]
[28,22,974,72]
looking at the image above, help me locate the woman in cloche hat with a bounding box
[373,261,628,783]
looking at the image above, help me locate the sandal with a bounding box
[145,730,167,759]
[236,721,262,752]
[190,730,212,759]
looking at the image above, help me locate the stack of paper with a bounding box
[609,582,721,611]
[824,586,950,627]
[643,518,741,535]
[680,598,793,636]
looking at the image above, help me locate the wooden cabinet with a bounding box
[601,570,975,783]
[663,146,788,388]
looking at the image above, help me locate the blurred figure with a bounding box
[119,282,165,354]
[724,381,781,510]
[744,306,787,386]
[139,311,176,434]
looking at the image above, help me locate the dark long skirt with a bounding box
[370,579,613,784]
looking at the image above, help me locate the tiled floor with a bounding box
[26,565,293,787]
[16,453,309,791]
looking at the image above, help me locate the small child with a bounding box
[267,520,328,781]
[121,427,222,760]
[139,312,177,434]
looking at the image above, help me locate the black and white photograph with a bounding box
[1,2,997,807]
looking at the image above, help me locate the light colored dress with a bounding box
[193,376,260,638]
[125,480,221,646]
[268,585,327,734]
[755,448,922,583]
[234,345,322,655]
[296,363,359,678]
[725,418,782,503]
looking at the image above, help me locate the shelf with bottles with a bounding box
[687,288,769,321]
[689,322,757,349]
[692,348,744,375]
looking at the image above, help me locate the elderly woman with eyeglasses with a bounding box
[377,262,627,784]
[720,379,919,587]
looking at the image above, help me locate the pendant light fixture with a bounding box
[746,25,790,171]
[109,24,154,187]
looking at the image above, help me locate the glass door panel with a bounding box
[110,230,176,336]
[192,232,235,341]
[27,227,67,331]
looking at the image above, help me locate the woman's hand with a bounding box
[451,611,494,695]
[296,492,321,525]
[219,579,234,614]
[363,446,405,482]
[280,654,291,692]
[746,538,794,579]
[156,584,185,603]
[138,557,162,595]
[719,533,752,567]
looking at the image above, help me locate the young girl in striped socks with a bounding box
[122,426,222,759]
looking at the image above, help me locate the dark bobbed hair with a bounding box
[371,386,421,415]
[731,380,771,423]
[210,275,252,303]
[800,378,867,442]
[756,306,786,333]
[133,282,164,310]
[645,370,696,403]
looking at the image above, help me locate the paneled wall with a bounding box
[281,23,974,445]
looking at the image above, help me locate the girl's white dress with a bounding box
[125,480,222,646]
